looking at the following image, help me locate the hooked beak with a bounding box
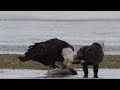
[67,61,73,68]
[63,60,73,69]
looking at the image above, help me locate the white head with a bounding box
[95,40,104,48]
[62,47,74,62]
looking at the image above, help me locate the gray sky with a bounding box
[0,11,120,19]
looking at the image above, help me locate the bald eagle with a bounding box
[19,38,75,69]
[74,41,104,78]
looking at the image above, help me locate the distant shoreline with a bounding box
[0,51,120,55]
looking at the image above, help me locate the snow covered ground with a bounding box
[0,69,120,79]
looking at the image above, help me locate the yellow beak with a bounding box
[64,60,73,69]
[67,61,73,68]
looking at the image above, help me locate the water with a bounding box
[0,69,120,79]
[0,20,120,54]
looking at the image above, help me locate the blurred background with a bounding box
[0,11,120,55]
